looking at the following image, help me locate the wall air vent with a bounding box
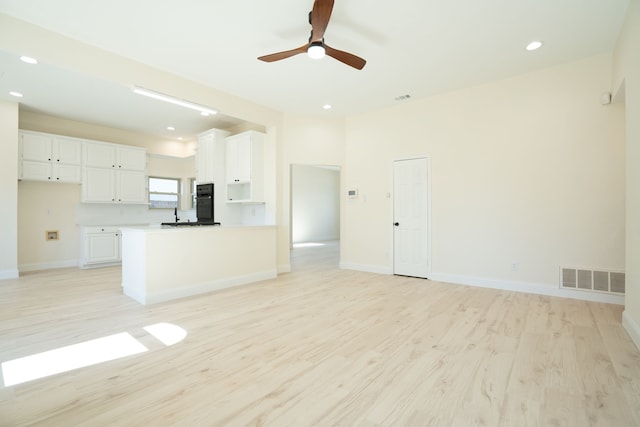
[560,267,625,294]
[394,94,411,101]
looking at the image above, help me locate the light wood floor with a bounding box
[1,242,639,426]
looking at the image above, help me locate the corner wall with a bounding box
[613,0,640,349]
[0,100,19,279]
[344,54,625,301]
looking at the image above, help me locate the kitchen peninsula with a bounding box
[120,224,276,304]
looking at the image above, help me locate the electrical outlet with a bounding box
[511,263,519,271]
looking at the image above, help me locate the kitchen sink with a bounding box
[161,221,220,227]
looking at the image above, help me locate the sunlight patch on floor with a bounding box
[293,242,326,248]
[2,323,188,387]
[144,323,187,346]
[2,332,147,387]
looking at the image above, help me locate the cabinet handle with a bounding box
[56,177,60,180]
[57,159,60,162]
[101,228,104,231]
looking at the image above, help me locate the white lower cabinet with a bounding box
[81,227,121,267]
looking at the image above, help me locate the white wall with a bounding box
[278,114,346,270]
[344,54,625,296]
[613,0,640,349]
[18,181,81,270]
[291,165,340,243]
[0,100,19,279]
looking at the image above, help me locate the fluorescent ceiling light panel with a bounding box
[9,91,23,98]
[132,86,217,116]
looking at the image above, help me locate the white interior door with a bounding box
[393,158,429,278]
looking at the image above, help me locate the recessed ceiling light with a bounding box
[526,41,543,51]
[167,126,175,131]
[323,104,332,110]
[20,56,38,64]
[9,91,23,98]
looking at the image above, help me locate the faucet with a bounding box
[174,208,180,223]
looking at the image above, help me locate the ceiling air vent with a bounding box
[394,94,411,101]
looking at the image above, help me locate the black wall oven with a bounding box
[196,183,218,224]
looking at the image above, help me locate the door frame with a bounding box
[391,156,432,278]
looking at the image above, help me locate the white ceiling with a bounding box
[0,0,630,140]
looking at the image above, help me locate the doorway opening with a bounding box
[290,164,341,270]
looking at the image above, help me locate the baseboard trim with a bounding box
[277,263,291,274]
[429,273,625,305]
[19,260,78,273]
[134,269,278,305]
[340,262,393,275]
[622,310,640,351]
[0,268,19,280]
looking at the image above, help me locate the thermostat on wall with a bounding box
[348,189,358,199]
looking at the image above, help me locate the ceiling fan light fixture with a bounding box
[307,42,326,59]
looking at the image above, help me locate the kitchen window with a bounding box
[149,177,180,209]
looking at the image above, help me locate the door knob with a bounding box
[394,222,399,226]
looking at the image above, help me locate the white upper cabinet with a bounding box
[225,131,265,203]
[196,128,229,184]
[19,131,82,183]
[82,140,147,204]
[84,141,146,171]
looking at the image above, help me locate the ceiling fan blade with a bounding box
[324,45,366,70]
[310,0,334,42]
[258,44,310,62]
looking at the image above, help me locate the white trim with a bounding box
[0,268,19,280]
[19,260,78,273]
[429,272,625,305]
[133,269,277,305]
[277,263,291,274]
[340,262,393,275]
[622,310,640,351]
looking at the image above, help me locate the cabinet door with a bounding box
[117,146,146,171]
[86,232,120,264]
[226,136,251,183]
[84,142,116,168]
[53,137,82,165]
[21,132,52,162]
[21,161,53,181]
[118,170,147,204]
[54,164,82,183]
[197,135,215,183]
[83,167,116,202]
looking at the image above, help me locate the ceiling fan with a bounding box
[258,0,366,70]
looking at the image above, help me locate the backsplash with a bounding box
[76,203,196,226]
